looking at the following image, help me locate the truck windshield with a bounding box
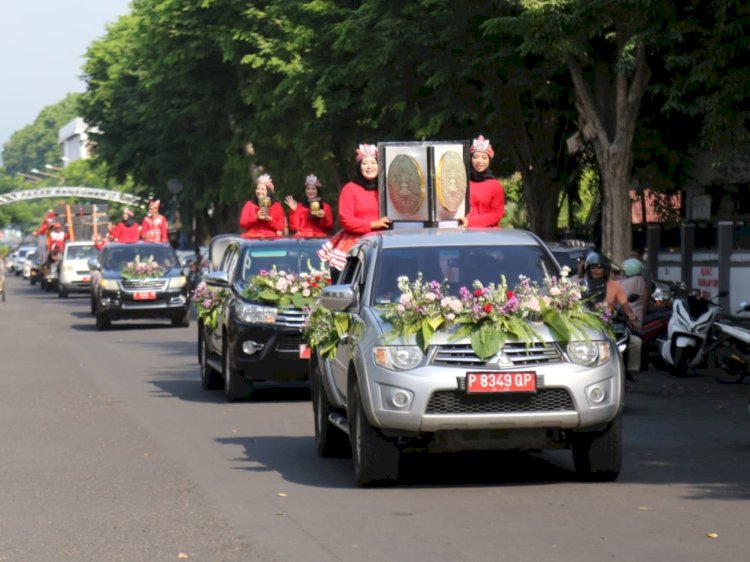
[239,246,322,283]
[373,245,558,304]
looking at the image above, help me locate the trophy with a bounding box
[258,196,271,220]
[379,141,470,227]
[310,201,324,218]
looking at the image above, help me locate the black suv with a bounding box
[198,236,326,401]
[89,242,190,330]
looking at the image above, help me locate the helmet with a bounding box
[622,258,643,277]
[584,252,607,270]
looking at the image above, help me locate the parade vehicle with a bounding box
[310,228,625,486]
[58,241,99,298]
[198,236,327,401]
[89,242,190,330]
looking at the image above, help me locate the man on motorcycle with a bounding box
[581,252,642,380]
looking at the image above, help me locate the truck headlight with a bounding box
[101,279,119,291]
[168,275,187,289]
[235,302,277,324]
[373,346,423,370]
[567,341,611,366]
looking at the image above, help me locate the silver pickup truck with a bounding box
[311,228,624,486]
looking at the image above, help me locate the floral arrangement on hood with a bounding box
[305,268,611,361]
[243,261,332,309]
[192,282,229,331]
[121,255,165,280]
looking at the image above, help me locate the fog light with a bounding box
[242,340,264,355]
[379,385,413,411]
[588,386,606,403]
[392,391,410,408]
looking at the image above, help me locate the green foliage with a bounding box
[1,94,81,175]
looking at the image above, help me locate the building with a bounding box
[58,117,98,165]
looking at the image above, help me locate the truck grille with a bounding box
[276,334,303,351]
[425,388,574,414]
[120,279,168,291]
[277,308,305,328]
[431,342,562,367]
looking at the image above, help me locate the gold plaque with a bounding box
[436,150,467,212]
[387,154,425,216]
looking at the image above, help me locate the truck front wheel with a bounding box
[349,380,399,487]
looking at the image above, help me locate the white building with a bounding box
[58,117,98,165]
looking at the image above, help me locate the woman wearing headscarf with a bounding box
[239,173,285,238]
[459,135,505,228]
[318,144,391,271]
[284,173,334,238]
[110,208,141,243]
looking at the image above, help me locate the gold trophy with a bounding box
[259,196,271,220]
[310,201,324,218]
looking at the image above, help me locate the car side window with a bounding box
[221,246,240,281]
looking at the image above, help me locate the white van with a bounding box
[59,241,99,298]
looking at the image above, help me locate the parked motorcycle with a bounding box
[705,301,750,384]
[658,290,726,377]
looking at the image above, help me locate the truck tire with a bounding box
[222,337,253,401]
[311,356,349,458]
[199,330,221,390]
[572,413,622,482]
[95,309,111,331]
[349,379,399,487]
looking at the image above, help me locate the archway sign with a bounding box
[0,186,144,207]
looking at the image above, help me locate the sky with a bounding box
[0,0,132,163]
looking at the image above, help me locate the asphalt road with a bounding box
[1,274,749,562]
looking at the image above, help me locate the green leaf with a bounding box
[257,289,280,302]
[419,318,436,351]
[470,323,505,360]
[333,313,349,336]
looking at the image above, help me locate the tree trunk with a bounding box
[564,29,651,264]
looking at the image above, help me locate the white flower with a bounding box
[290,286,299,293]
[275,278,289,292]
[399,293,412,305]
[302,288,311,297]
[524,297,541,312]
[549,286,561,297]
[424,292,437,301]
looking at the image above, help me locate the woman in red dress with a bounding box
[459,135,505,228]
[109,208,141,243]
[318,144,391,271]
[239,173,285,239]
[284,174,334,238]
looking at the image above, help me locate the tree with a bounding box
[1,94,81,176]
[486,1,679,261]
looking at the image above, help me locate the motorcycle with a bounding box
[658,290,725,377]
[705,301,750,384]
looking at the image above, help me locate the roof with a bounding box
[366,228,544,249]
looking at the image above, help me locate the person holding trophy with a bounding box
[459,134,505,228]
[318,144,391,271]
[239,173,285,239]
[284,173,334,238]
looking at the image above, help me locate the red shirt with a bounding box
[239,199,285,238]
[141,213,168,243]
[111,221,141,243]
[467,178,505,228]
[338,182,380,235]
[289,202,334,238]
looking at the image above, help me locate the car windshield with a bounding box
[66,245,98,260]
[103,246,179,271]
[238,246,322,283]
[373,245,558,304]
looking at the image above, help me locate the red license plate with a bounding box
[466,372,536,393]
[134,291,157,301]
[299,344,311,359]
[82,276,91,282]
